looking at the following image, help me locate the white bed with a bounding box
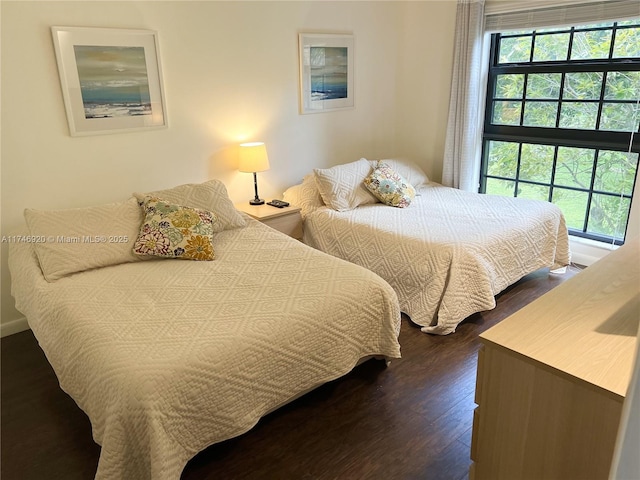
[8,180,401,480]
[284,159,571,335]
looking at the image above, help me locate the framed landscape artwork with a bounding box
[51,27,167,136]
[298,33,354,114]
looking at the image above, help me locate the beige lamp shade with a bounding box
[238,142,270,173]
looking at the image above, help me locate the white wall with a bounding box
[0,1,458,333]
[395,0,457,183]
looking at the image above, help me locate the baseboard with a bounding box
[1,317,30,338]
[569,237,617,267]
[570,252,600,267]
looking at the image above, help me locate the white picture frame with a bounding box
[51,26,167,136]
[298,33,354,114]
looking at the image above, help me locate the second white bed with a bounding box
[286,177,571,335]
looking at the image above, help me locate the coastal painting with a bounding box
[51,27,166,136]
[299,34,354,114]
[310,47,348,101]
[74,45,152,119]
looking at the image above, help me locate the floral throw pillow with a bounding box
[364,162,416,208]
[133,196,217,260]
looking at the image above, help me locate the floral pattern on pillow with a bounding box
[134,197,217,260]
[364,162,416,208]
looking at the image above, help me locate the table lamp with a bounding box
[238,142,270,205]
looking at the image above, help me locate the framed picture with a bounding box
[51,26,167,136]
[298,33,354,114]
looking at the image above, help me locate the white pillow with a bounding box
[134,179,246,232]
[313,158,378,212]
[368,158,430,188]
[24,197,146,282]
[283,174,325,219]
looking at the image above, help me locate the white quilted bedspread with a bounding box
[303,183,571,335]
[9,218,401,480]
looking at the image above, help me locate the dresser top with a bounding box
[480,236,640,398]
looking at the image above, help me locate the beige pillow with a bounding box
[368,158,430,188]
[133,196,216,261]
[24,197,146,282]
[134,179,246,232]
[313,158,378,211]
[282,174,326,218]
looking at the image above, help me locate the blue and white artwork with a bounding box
[310,47,348,100]
[73,45,151,119]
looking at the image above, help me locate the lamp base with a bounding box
[249,198,265,205]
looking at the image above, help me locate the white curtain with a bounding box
[442,0,487,192]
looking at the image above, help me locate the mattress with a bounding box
[9,218,401,479]
[299,183,571,335]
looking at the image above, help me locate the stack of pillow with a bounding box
[23,180,247,282]
[283,158,430,219]
[313,158,429,211]
[23,159,429,282]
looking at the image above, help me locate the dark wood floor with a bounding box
[1,266,581,480]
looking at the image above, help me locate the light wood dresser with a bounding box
[470,236,640,480]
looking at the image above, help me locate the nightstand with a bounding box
[235,203,303,240]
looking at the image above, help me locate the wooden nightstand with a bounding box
[235,203,303,240]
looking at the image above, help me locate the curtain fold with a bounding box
[442,0,487,192]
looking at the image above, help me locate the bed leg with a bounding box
[372,356,391,367]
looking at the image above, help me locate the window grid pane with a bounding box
[594,151,639,195]
[600,103,640,131]
[563,72,603,100]
[519,143,554,183]
[526,73,562,99]
[552,188,590,231]
[486,141,519,178]
[588,194,631,238]
[604,71,640,100]
[559,102,599,129]
[523,101,558,127]
[555,147,596,190]
[498,36,532,64]
[495,74,525,99]
[613,26,640,58]
[532,33,570,62]
[485,178,516,197]
[570,30,612,60]
[492,101,522,125]
[517,183,550,201]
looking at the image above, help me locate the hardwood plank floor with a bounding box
[1,266,581,480]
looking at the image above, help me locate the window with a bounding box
[480,21,640,245]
